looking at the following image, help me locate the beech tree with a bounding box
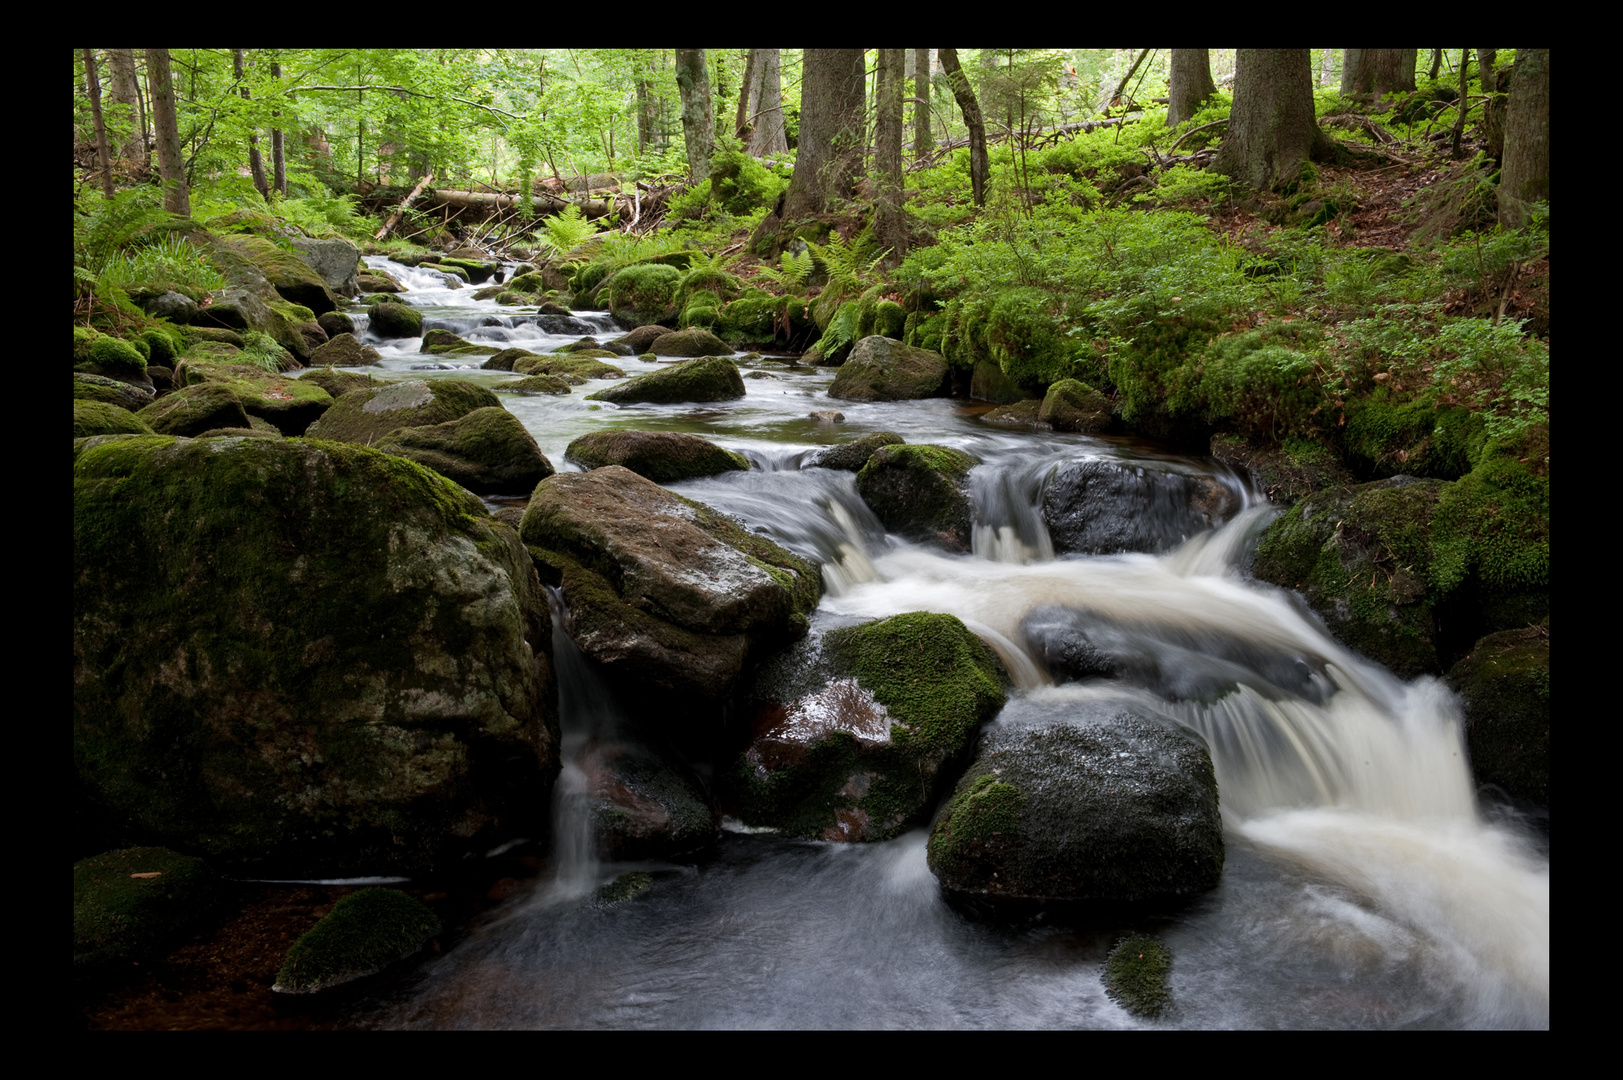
[1166,48,1218,128]
[105,49,146,170]
[1498,48,1549,228]
[779,48,866,220]
[1214,49,1330,191]
[676,48,715,184]
[746,48,787,157]
[874,48,906,267]
[939,48,988,207]
[1341,48,1417,102]
[145,48,189,216]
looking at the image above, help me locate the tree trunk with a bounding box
[1342,49,1417,103]
[373,171,435,241]
[1214,49,1329,192]
[82,49,115,200]
[271,59,287,196]
[233,49,269,200]
[636,54,654,155]
[105,49,147,169]
[1498,48,1549,228]
[736,48,760,141]
[912,48,932,160]
[675,48,715,184]
[1167,48,1218,127]
[780,48,867,220]
[1450,50,1471,157]
[939,48,988,207]
[747,49,787,157]
[1340,49,1364,95]
[146,48,189,216]
[874,49,907,269]
[1428,48,1443,81]
[1478,49,1507,162]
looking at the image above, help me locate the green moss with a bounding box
[564,430,749,483]
[1430,452,1549,596]
[140,325,185,365]
[873,299,906,340]
[84,335,146,375]
[75,400,154,438]
[1103,935,1174,1018]
[603,263,682,324]
[585,355,744,405]
[986,287,1077,387]
[591,871,655,908]
[74,847,221,970]
[273,888,439,993]
[1342,389,1484,480]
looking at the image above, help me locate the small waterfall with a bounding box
[543,586,619,897]
[969,459,1055,564]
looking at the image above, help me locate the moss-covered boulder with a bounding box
[806,432,905,472]
[1447,627,1549,806]
[304,379,500,445]
[613,324,672,354]
[272,888,439,994]
[74,372,154,413]
[74,329,151,387]
[73,847,220,970]
[299,365,380,400]
[75,400,154,438]
[828,337,949,402]
[1041,458,1242,556]
[309,332,383,369]
[366,301,424,339]
[289,238,363,297]
[74,436,558,875]
[648,326,731,358]
[373,406,555,496]
[732,613,1007,842]
[586,356,745,405]
[420,328,497,357]
[482,347,540,372]
[855,443,980,552]
[357,270,403,293]
[136,383,252,436]
[317,311,356,338]
[1038,379,1112,434]
[521,466,819,706]
[602,263,682,325]
[969,359,1025,405]
[1103,936,1174,1019]
[171,358,336,436]
[564,430,749,483]
[213,235,339,315]
[1210,434,1355,505]
[982,400,1045,428]
[927,710,1224,904]
[498,374,574,395]
[515,354,625,381]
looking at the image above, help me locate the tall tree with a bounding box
[874,48,907,268]
[146,48,189,216]
[938,48,988,207]
[270,57,287,197]
[82,49,115,200]
[1214,49,1329,191]
[1341,48,1417,102]
[675,48,715,184]
[1477,49,1508,162]
[233,49,270,200]
[779,48,866,220]
[1166,48,1218,127]
[912,49,932,160]
[747,49,787,157]
[1498,48,1549,228]
[105,49,147,170]
[735,48,760,141]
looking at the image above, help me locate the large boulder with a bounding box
[75,400,153,439]
[304,379,500,444]
[732,613,1007,842]
[374,406,555,496]
[855,443,980,552]
[213,235,340,315]
[828,336,949,402]
[1037,379,1112,433]
[1447,627,1549,806]
[521,466,820,706]
[648,326,729,357]
[564,430,749,483]
[1041,458,1242,556]
[73,435,559,876]
[289,237,363,297]
[366,301,424,339]
[806,431,904,472]
[585,356,745,405]
[136,383,252,436]
[74,372,154,413]
[171,358,335,436]
[927,710,1224,905]
[309,332,383,369]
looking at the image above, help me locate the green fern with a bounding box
[756,250,815,297]
[808,233,891,325]
[74,188,182,275]
[539,205,602,264]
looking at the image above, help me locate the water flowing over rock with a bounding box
[855,443,979,552]
[73,436,559,876]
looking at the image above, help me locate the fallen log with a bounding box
[419,187,615,220]
[373,172,434,242]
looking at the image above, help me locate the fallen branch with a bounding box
[373,171,434,242]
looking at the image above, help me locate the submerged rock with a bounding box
[74,436,558,876]
[585,355,745,405]
[581,740,718,860]
[828,336,949,402]
[1104,935,1174,1018]
[806,431,903,472]
[564,429,749,483]
[927,710,1223,905]
[855,443,979,552]
[1041,458,1241,556]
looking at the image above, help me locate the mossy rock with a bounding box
[75,399,154,438]
[602,262,682,325]
[74,372,154,412]
[317,311,356,339]
[1447,627,1549,807]
[213,235,339,315]
[308,333,383,369]
[927,710,1223,905]
[357,271,404,293]
[1342,391,1483,481]
[420,328,496,356]
[1038,379,1112,433]
[74,847,221,970]
[481,348,541,372]
[564,429,749,483]
[648,326,730,358]
[981,400,1045,427]
[136,383,252,436]
[300,365,380,399]
[855,443,979,552]
[592,871,655,909]
[585,355,745,405]
[74,436,558,876]
[76,334,147,379]
[806,431,905,472]
[498,374,574,395]
[732,612,1007,842]
[613,324,670,354]
[373,406,555,497]
[139,325,186,366]
[366,302,424,339]
[182,325,246,348]
[1103,936,1174,1018]
[272,888,439,994]
[305,379,500,445]
[514,354,626,380]
[582,741,719,860]
[171,358,336,436]
[829,337,950,402]
[1210,433,1354,505]
[968,359,1026,405]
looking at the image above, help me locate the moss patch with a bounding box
[74,847,220,970]
[1103,935,1174,1018]
[272,888,439,993]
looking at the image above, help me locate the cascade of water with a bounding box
[542,586,619,898]
[969,458,1055,565]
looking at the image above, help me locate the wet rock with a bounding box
[855,443,979,552]
[585,355,745,405]
[304,378,499,445]
[808,410,845,423]
[828,336,949,402]
[308,332,382,369]
[1210,433,1354,505]
[499,374,574,395]
[317,311,356,339]
[613,324,671,354]
[273,888,439,993]
[482,347,541,372]
[647,326,729,357]
[1447,626,1549,806]
[927,709,1223,904]
[732,613,1007,842]
[515,354,625,380]
[138,290,199,324]
[582,740,718,860]
[564,429,749,483]
[366,301,424,339]
[1042,458,1241,556]
[1104,935,1174,1018]
[374,406,555,496]
[74,436,558,876]
[1037,379,1112,434]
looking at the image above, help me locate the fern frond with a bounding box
[539,205,601,263]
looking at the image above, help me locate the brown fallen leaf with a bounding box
[130,872,161,879]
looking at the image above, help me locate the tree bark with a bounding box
[1450,50,1471,157]
[913,48,932,160]
[780,48,867,220]
[1214,49,1329,191]
[233,49,269,200]
[1478,49,1507,162]
[675,48,715,184]
[82,49,115,200]
[874,49,907,268]
[1498,48,1549,228]
[736,48,760,141]
[939,48,988,207]
[1167,48,1218,127]
[105,49,146,169]
[271,58,287,197]
[1428,48,1443,81]
[747,48,787,157]
[1342,49,1417,103]
[146,48,189,216]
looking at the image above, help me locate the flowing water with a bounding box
[333,257,1549,1029]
